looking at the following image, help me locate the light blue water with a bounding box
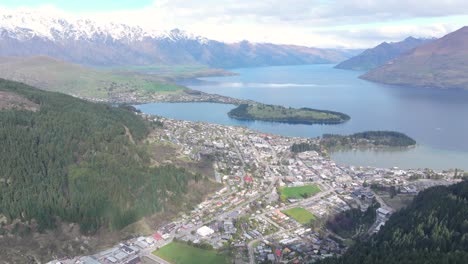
[136,65,468,170]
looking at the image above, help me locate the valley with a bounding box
[0,4,467,264]
[2,63,467,263]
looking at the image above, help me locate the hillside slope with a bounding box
[318,180,468,264]
[335,37,433,71]
[0,79,209,237]
[361,26,468,89]
[0,56,185,101]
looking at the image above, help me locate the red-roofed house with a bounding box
[153,233,162,241]
[244,176,253,183]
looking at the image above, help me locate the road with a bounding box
[247,238,259,264]
[144,253,172,264]
[227,132,246,184]
[367,191,393,234]
[246,186,335,264]
[139,238,173,264]
[281,188,334,211]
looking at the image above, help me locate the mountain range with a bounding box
[362,26,468,90]
[335,37,434,71]
[0,9,357,68]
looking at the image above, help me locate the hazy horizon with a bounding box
[1,0,467,49]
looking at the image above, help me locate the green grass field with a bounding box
[279,184,321,201]
[153,242,230,264]
[282,207,316,225]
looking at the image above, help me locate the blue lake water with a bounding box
[136,64,468,170]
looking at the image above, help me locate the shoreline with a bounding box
[79,88,256,106]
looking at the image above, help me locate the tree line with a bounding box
[290,142,321,153]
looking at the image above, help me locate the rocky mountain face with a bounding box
[335,37,434,71]
[361,26,468,90]
[0,10,354,68]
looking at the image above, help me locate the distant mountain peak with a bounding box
[335,36,434,71]
[361,26,468,90]
[404,36,417,41]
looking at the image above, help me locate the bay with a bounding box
[136,65,468,170]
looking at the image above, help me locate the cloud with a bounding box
[2,0,467,48]
[317,0,468,21]
[128,0,468,26]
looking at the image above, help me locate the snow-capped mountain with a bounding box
[0,9,354,67]
[0,8,208,43]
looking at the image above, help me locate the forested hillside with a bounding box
[0,79,202,234]
[318,180,468,264]
[322,131,416,149]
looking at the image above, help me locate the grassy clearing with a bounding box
[282,207,316,225]
[153,242,230,264]
[381,194,415,211]
[279,184,321,200]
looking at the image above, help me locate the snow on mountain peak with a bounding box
[0,8,208,44]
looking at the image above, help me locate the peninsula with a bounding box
[321,131,417,149]
[228,103,350,125]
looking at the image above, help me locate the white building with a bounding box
[197,226,215,237]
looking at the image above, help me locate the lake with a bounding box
[136,65,468,170]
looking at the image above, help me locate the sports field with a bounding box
[153,242,230,264]
[282,207,316,225]
[279,184,321,200]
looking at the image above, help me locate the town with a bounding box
[80,88,253,106]
[50,114,460,264]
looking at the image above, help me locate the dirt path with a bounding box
[123,125,135,144]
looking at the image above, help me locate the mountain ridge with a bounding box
[335,36,434,71]
[0,9,356,68]
[361,26,468,90]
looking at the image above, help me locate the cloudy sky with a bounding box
[1,0,467,48]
